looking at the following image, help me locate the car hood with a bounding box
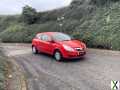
[58,40,85,48]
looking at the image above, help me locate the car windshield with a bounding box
[52,33,73,41]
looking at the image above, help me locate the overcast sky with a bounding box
[0,0,72,15]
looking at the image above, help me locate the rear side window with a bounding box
[41,34,51,41]
[36,34,42,39]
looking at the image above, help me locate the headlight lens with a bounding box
[83,43,87,50]
[63,45,74,52]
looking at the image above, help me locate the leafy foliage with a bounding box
[0,1,120,50]
[0,50,7,90]
[21,5,38,24]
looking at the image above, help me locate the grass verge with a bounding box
[0,48,9,90]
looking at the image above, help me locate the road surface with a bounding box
[1,43,120,90]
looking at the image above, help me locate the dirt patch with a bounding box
[5,58,27,90]
[0,49,9,90]
[0,46,27,90]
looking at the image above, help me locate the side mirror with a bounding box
[48,39,55,43]
[50,40,55,43]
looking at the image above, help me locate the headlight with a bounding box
[63,45,74,52]
[82,43,87,50]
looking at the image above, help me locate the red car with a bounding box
[32,32,86,61]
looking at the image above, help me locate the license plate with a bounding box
[78,52,84,55]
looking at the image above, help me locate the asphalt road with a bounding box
[1,43,120,90]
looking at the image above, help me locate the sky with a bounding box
[0,0,72,15]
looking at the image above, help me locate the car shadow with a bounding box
[62,57,86,63]
[35,52,87,63]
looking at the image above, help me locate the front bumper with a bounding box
[63,50,86,59]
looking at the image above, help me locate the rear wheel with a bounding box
[32,46,38,54]
[54,51,62,61]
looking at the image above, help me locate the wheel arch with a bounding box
[32,44,34,47]
[53,48,61,55]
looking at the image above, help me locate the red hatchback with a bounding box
[32,32,86,61]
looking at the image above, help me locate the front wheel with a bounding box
[32,46,38,54]
[54,51,62,61]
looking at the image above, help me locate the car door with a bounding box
[40,34,53,54]
[35,34,43,52]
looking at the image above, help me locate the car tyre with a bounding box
[32,46,38,54]
[54,51,62,61]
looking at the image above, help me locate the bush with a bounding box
[72,2,120,50]
[0,24,29,42]
[0,15,19,32]
[0,50,7,90]
[91,0,119,6]
[0,19,80,43]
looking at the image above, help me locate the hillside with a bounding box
[0,0,120,50]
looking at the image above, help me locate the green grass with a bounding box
[0,49,7,90]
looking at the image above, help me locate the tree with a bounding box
[91,0,119,6]
[22,5,38,24]
[71,0,84,6]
